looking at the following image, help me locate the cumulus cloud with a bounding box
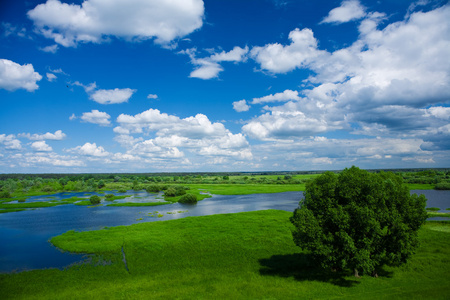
[80,110,111,126]
[182,46,248,79]
[90,88,136,104]
[242,109,338,141]
[252,89,301,104]
[245,4,450,156]
[0,59,42,92]
[0,134,22,150]
[250,28,326,73]
[69,142,110,157]
[19,130,66,140]
[22,152,85,167]
[147,94,158,99]
[72,81,136,104]
[31,141,52,152]
[320,0,366,24]
[251,136,432,170]
[115,108,252,162]
[233,99,250,112]
[27,0,204,47]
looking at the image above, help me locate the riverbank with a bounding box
[0,210,448,299]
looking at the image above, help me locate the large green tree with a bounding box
[290,166,427,277]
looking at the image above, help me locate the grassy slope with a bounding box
[1,210,448,299]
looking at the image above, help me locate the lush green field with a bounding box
[1,210,448,299]
[189,183,306,195]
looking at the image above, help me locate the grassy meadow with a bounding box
[1,210,449,299]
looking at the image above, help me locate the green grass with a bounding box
[0,208,27,213]
[188,183,306,195]
[426,207,440,211]
[407,183,435,190]
[106,201,170,207]
[1,210,449,299]
[427,212,450,218]
[74,200,92,206]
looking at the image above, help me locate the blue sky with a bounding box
[1,0,449,173]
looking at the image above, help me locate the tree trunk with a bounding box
[354,268,360,278]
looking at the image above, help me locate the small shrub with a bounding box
[164,187,177,197]
[179,193,197,204]
[105,194,114,200]
[435,182,450,190]
[89,195,101,205]
[118,188,127,193]
[426,207,440,211]
[146,185,162,193]
[0,191,12,199]
[97,180,105,189]
[164,186,187,197]
[41,186,54,192]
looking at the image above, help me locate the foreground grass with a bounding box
[0,210,448,299]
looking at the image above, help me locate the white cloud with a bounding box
[210,46,249,62]
[183,46,249,79]
[115,108,252,162]
[80,110,111,126]
[252,89,301,104]
[70,142,110,157]
[246,4,450,153]
[321,0,366,24]
[250,136,431,170]
[0,134,22,150]
[40,44,59,53]
[27,0,204,47]
[31,141,52,152]
[90,88,136,104]
[20,130,66,140]
[46,73,57,81]
[23,152,85,167]
[0,59,42,92]
[233,99,250,112]
[250,28,326,73]
[427,106,450,120]
[242,109,337,141]
[190,61,223,80]
[147,94,158,99]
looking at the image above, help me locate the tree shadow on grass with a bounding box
[259,253,360,287]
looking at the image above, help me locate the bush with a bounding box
[435,182,450,190]
[105,194,114,200]
[41,185,54,192]
[164,186,187,197]
[146,185,162,193]
[89,195,101,205]
[0,191,12,199]
[118,188,127,193]
[179,193,197,204]
[97,180,105,189]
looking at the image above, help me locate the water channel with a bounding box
[0,190,448,273]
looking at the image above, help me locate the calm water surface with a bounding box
[0,190,448,273]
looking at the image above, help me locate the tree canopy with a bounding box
[290,166,427,277]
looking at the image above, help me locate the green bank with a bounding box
[1,210,448,299]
